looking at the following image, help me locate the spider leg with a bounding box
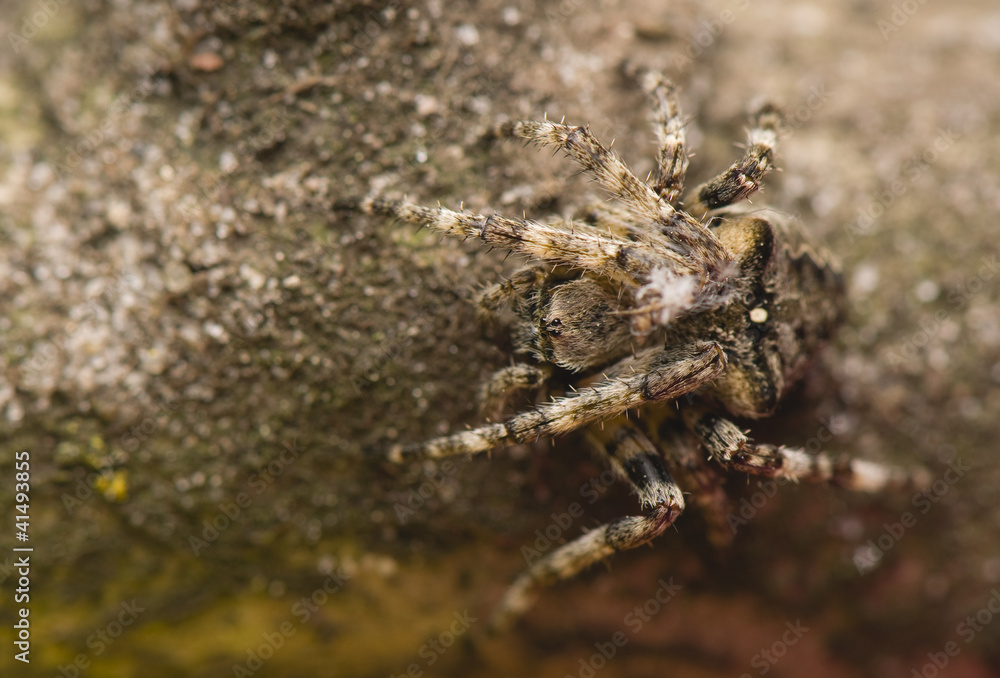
[633,67,689,206]
[491,419,684,630]
[477,266,550,315]
[686,411,932,491]
[645,415,733,547]
[689,104,783,214]
[386,342,726,463]
[577,201,644,239]
[495,119,665,221]
[479,364,549,420]
[494,120,731,277]
[357,197,687,287]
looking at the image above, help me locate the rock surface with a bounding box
[1,1,999,676]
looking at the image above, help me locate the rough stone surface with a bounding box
[1,1,999,676]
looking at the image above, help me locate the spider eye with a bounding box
[749,307,768,324]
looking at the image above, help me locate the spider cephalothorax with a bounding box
[351,67,924,628]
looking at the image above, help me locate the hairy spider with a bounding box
[350,67,927,629]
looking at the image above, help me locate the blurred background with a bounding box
[1,0,999,676]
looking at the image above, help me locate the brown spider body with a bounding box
[350,67,924,629]
[670,211,845,419]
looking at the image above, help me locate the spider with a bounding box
[348,67,927,629]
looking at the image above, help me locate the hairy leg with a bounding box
[577,201,644,239]
[632,67,689,205]
[477,266,550,315]
[478,364,549,420]
[689,104,782,214]
[494,119,731,276]
[646,415,733,547]
[491,420,684,629]
[387,342,726,462]
[356,196,687,287]
[686,411,931,491]
[495,118,665,221]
